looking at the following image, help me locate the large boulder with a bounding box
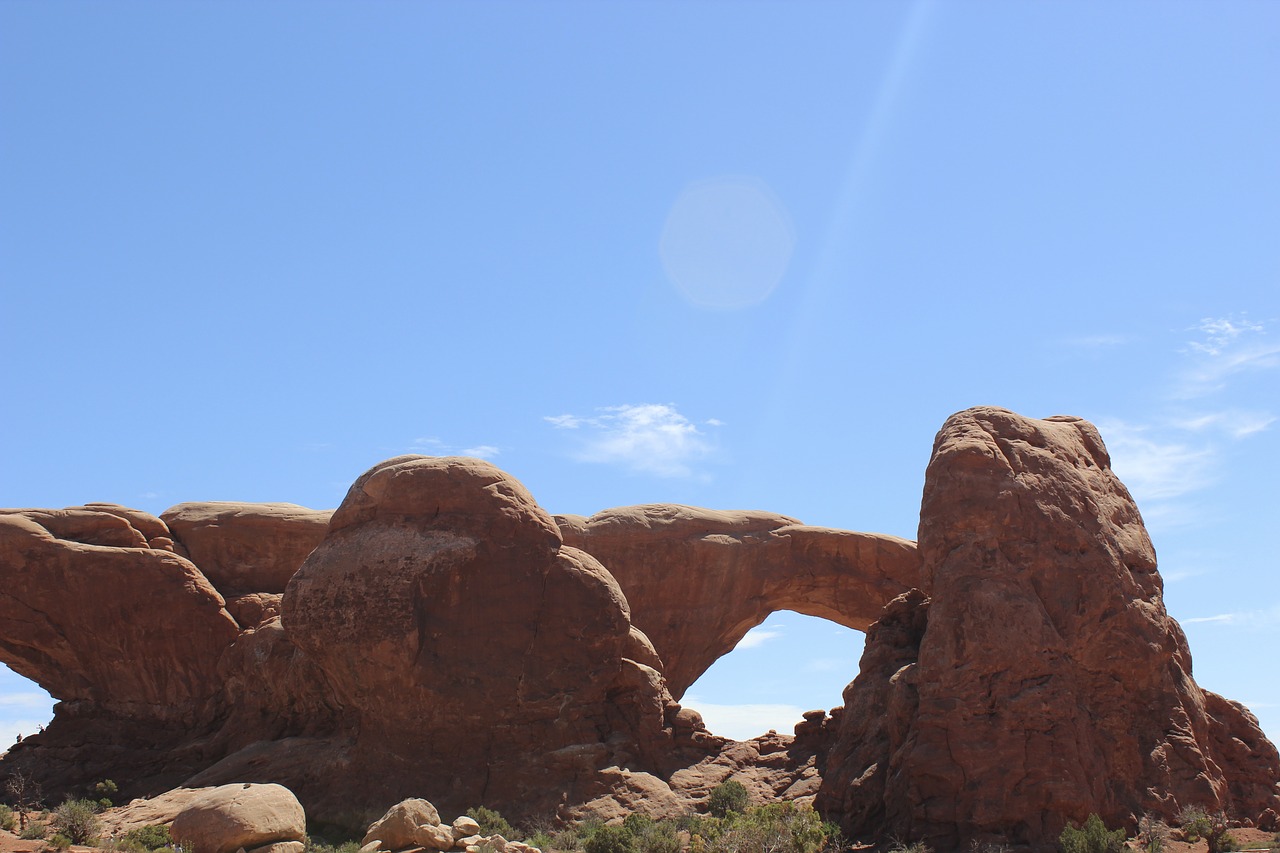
[558,506,920,698]
[170,782,306,853]
[361,798,442,850]
[815,407,1280,850]
[281,455,683,819]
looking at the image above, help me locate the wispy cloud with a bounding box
[1185,317,1266,357]
[0,693,55,710]
[1181,603,1280,629]
[736,627,783,650]
[543,403,719,478]
[409,437,501,460]
[681,695,807,741]
[1172,410,1276,439]
[1096,420,1215,503]
[1178,316,1280,396]
[1063,333,1131,349]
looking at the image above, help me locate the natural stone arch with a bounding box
[556,505,922,699]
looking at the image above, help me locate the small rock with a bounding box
[451,817,481,840]
[416,824,455,851]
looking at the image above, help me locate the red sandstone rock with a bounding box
[4,414,1277,841]
[558,506,920,698]
[815,407,1280,850]
[0,509,238,713]
[161,502,332,596]
[281,456,685,820]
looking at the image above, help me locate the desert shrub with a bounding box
[704,803,832,853]
[52,800,101,846]
[707,781,749,818]
[525,831,553,851]
[550,825,584,852]
[1059,814,1125,853]
[5,771,45,831]
[584,825,635,853]
[123,824,173,852]
[21,821,49,840]
[675,813,722,842]
[305,836,362,853]
[1,804,16,832]
[1204,817,1238,853]
[467,806,517,840]
[615,816,680,853]
[888,842,933,853]
[93,780,118,810]
[1136,815,1167,853]
[1176,806,1212,842]
[48,833,72,851]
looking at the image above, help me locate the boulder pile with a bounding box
[361,799,539,853]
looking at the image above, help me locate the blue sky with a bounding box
[2,2,1277,746]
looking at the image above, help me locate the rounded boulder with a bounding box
[171,783,306,853]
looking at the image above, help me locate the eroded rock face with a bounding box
[815,407,1280,850]
[161,502,332,596]
[280,455,686,820]
[0,507,238,714]
[558,507,920,698]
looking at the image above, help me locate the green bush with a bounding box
[1177,807,1212,843]
[1059,814,1125,853]
[612,815,680,853]
[124,824,173,852]
[703,803,832,853]
[48,833,72,851]
[93,780,118,810]
[305,836,362,853]
[467,807,517,840]
[0,804,16,832]
[20,821,48,840]
[52,800,101,846]
[583,824,635,853]
[706,781,749,818]
[525,831,553,852]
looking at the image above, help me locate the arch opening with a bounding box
[680,610,865,741]
[0,664,55,751]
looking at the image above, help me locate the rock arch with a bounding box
[556,505,922,699]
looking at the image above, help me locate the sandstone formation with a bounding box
[1,407,1276,850]
[0,506,238,716]
[558,507,920,698]
[170,782,306,853]
[161,502,332,596]
[815,407,1280,849]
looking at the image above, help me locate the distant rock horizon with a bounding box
[2,407,1276,850]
